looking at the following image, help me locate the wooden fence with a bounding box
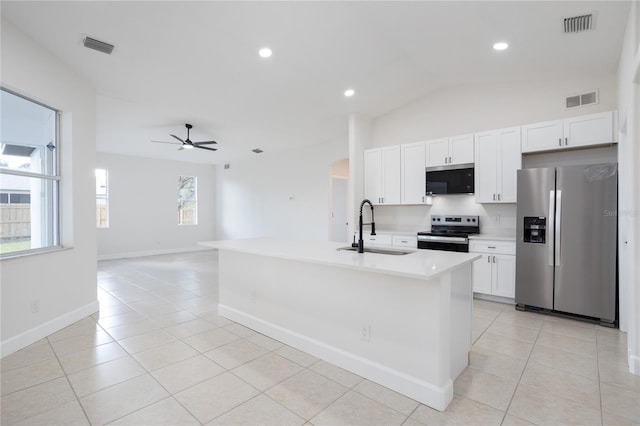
[1,204,30,239]
[97,204,107,227]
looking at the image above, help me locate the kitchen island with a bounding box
[200,238,480,411]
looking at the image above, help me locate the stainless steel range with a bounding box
[417,215,479,252]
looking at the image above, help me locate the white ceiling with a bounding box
[1,1,631,164]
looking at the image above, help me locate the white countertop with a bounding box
[469,234,516,242]
[200,238,480,281]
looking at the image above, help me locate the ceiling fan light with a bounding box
[183,144,194,150]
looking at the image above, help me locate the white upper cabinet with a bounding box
[521,120,563,152]
[364,146,401,205]
[425,138,449,167]
[425,134,474,167]
[364,148,382,204]
[381,146,401,205]
[563,111,615,148]
[448,134,475,165]
[521,111,615,153]
[401,141,429,205]
[474,127,521,203]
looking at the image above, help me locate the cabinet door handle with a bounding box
[449,156,452,163]
[487,256,491,263]
[493,256,496,263]
[444,157,448,164]
[565,137,568,146]
[493,193,496,201]
[422,196,425,202]
[498,194,501,201]
[488,246,496,249]
[559,138,562,146]
[400,240,408,243]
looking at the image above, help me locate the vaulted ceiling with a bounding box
[1,1,631,164]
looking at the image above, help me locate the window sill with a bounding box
[0,245,73,261]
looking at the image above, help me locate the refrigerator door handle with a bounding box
[555,190,562,265]
[548,190,555,266]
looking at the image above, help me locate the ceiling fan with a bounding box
[151,124,217,151]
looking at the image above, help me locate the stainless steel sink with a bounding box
[337,246,414,255]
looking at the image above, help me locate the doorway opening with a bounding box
[329,159,349,243]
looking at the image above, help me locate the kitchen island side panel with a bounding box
[217,249,472,411]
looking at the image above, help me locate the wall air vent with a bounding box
[83,36,114,55]
[563,13,595,33]
[565,90,599,109]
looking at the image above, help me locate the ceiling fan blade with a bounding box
[170,134,185,143]
[178,146,185,151]
[194,145,217,152]
[193,140,218,145]
[151,140,182,145]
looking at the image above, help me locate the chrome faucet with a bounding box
[354,199,376,253]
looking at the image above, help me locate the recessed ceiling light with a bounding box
[259,47,272,58]
[344,89,355,97]
[493,42,509,51]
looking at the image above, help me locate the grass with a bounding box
[0,239,31,254]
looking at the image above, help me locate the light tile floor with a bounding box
[2,250,639,425]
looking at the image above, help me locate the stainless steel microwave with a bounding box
[426,164,474,195]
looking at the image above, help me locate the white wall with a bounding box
[215,138,347,241]
[371,74,618,147]
[616,1,640,374]
[96,153,216,259]
[1,19,98,356]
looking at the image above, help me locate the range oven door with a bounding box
[417,235,469,252]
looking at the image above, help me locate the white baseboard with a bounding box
[473,293,515,305]
[1,300,99,358]
[219,304,452,411]
[98,246,213,261]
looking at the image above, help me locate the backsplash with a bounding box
[374,195,516,235]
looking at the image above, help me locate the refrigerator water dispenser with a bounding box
[523,217,546,243]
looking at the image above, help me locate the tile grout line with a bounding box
[45,335,93,426]
[497,305,541,426]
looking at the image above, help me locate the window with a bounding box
[0,88,59,256]
[177,176,197,225]
[95,169,108,228]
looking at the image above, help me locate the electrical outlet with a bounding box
[360,324,371,342]
[30,300,40,314]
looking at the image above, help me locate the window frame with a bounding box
[177,175,198,226]
[95,168,109,229]
[0,87,61,258]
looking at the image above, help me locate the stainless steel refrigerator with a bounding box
[515,164,617,326]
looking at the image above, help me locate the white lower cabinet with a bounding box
[470,240,516,299]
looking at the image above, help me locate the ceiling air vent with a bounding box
[565,90,599,109]
[83,36,114,55]
[563,13,595,33]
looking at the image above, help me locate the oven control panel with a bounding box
[431,215,479,226]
